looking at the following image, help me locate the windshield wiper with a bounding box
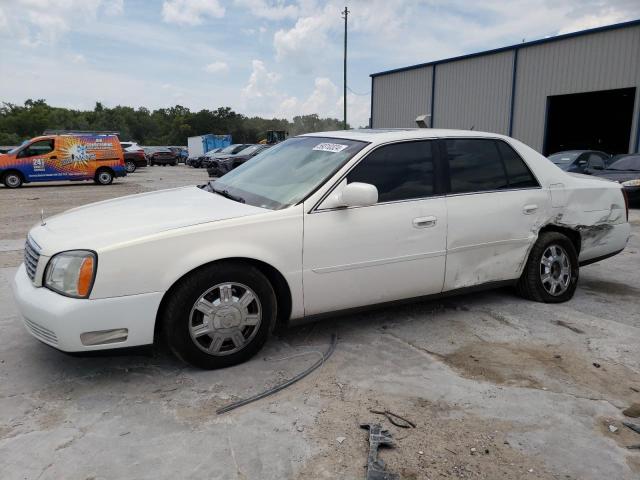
[210,183,245,203]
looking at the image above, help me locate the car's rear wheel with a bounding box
[94,168,114,185]
[3,171,23,188]
[517,231,579,303]
[162,262,276,369]
[125,161,136,173]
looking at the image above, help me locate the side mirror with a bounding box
[591,164,603,170]
[320,181,378,209]
[342,182,378,207]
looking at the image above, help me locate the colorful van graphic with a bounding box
[0,134,126,188]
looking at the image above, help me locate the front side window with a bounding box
[446,139,508,193]
[18,139,54,158]
[346,140,435,203]
[587,153,605,169]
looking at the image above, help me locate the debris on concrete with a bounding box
[622,403,640,418]
[336,436,346,444]
[361,423,400,480]
[216,333,337,414]
[297,425,305,432]
[369,409,416,428]
[622,422,640,435]
[608,425,618,433]
[592,362,601,368]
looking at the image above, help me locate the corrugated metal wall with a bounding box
[513,26,640,151]
[370,23,640,152]
[433,51,514,134]
[371,66,432,128]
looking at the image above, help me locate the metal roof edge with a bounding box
[370,18,640,78]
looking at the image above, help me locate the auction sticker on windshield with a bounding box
[312,143,349,153]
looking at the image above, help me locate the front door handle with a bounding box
[49,155,57,159]
[413,216,437,228]
[523,204,538,215]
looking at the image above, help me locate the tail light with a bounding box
[622,188,629,222]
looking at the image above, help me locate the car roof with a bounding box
[301,128,512,144]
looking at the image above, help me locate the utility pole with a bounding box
[342,6,349,130]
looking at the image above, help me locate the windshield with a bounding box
[208,136,367,210]
[237,145,262,155]
[220,144,239,154]
[607,155,640,171]
[548,152,579,166]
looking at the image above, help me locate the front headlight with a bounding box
[44,250,96,298]
[621,179,640,187]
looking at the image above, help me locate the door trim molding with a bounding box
[311,250,446,274]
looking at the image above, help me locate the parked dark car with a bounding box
[169,147,188,163]
[547,150,610,174]
[149,148,178,166]
[207,144,270,177]
[188,148,222,168]
[123,150,148,173]
[200,144,251,169]
[589,153,640,204]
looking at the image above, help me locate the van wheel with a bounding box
[3,171,23,188]
[161,262,276,369]
[125,161,136,173]
[94,169,114,185]
[517,232,579,303]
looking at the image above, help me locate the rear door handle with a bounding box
[523,204,538,214]
[413,216,437,228]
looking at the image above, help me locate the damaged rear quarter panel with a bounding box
[543,174,629,263]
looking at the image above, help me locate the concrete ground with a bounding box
[1,165,639,479]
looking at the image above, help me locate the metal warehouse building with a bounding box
[369,19,640,155]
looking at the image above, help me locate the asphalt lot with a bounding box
[1,165,639,479]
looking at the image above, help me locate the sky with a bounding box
[0,0,639,128]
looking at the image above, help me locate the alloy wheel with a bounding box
[188,282,262,356]
[539,244,571,296]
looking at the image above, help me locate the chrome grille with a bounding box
[24,236,41,282]
[23,317,58,345]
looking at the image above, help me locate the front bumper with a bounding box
[11,264,163,352]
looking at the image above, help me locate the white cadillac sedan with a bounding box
[12,129,630,369]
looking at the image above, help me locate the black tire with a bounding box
[516,232,579,303]
[125,161,136,173]
[3,171,23,188]
[161,262,277,369]
[94,168,114,185]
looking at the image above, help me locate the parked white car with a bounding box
[12,129,630,369]
[120,141,143,153]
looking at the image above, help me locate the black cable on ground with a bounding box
[216,333,337,415]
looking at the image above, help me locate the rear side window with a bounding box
[496,141,539,188]
[445,139,508,193]
[347,140,435,203]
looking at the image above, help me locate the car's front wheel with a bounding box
[517,231,579,303]
[125,160,136,173]
[3,171,23,188]
[162,262,276,369]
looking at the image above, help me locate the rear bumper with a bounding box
[11,264,162,352]
[578,222,631,265]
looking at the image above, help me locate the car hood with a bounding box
[29,186,268,254]
[592,170,640,183]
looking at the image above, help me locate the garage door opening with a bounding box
[543,87,636,156]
